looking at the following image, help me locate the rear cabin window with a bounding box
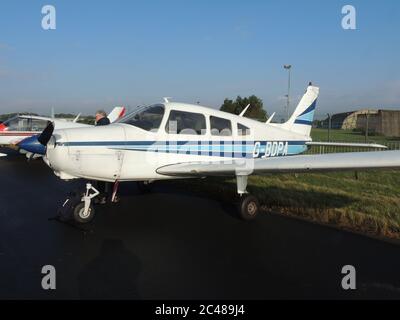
[166,110,206,135]
[237,123,251,136]
[210,116,232,136]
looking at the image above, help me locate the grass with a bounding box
[167,129,400,241]
[311,128,400,143]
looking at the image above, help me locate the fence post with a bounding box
[327,113,331,142]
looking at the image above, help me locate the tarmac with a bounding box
[1,149,400,299]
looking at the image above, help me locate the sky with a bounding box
[0,0,399,118]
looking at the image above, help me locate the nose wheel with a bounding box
[73,202,96,224]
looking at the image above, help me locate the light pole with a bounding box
[284,65,292,121]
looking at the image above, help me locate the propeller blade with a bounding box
[38,121,54,146]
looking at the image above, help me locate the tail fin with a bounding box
[108,106,126,123]
[280,84,319,137]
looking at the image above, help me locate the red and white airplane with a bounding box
[0,107,125,157]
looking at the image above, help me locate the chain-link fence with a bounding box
[267,111,400,154]
[305,141,400,155]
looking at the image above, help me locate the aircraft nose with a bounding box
[44,131,80,180]
[18,135,46,155]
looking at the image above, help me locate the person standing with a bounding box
[95,110,111,126]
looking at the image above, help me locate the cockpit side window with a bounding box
[237,123,251,136]
[165,110,206,135]
[119,104,165,132]
[210,116,232,136]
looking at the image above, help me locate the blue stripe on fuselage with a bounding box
[59,140,307,147]
[57,140,309,158]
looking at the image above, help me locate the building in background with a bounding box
[322,109,400,137]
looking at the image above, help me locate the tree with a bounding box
[220,95,267,121]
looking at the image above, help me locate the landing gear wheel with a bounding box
[73,202,96,224]
[238,195,259,220]
[137,181,153,193]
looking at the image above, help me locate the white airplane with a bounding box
[0,107,125,158]
[24,83,400,224]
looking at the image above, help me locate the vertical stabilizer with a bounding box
[279,84,319,137]
[108,106,126,123]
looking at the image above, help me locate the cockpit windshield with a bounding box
[117,104,165,132]
[2,116,47,132]
[2,117,30,131]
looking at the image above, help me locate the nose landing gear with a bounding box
[58,183,99,224]
[73,183,99,223]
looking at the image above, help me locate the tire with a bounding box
[73,202,96,224]
[137,181,153,193]
[238,195,259,220]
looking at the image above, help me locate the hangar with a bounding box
[323,109,400,137]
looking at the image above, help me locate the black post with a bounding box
[327,113,331,142]
[365,111,369,143]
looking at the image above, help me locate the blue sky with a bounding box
[0,0,399,117]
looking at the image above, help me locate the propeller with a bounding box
[38,121,55,146]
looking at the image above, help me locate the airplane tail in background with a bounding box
[108,106,126,123]
[279,84,319,137]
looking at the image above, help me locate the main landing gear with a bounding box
[236,175,260,220]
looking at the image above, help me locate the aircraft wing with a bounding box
[156,150,400,177]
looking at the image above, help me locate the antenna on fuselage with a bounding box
[163,97,172,103]
[239,104,251,117]
[266,112,276,124]
[73,113,81,123]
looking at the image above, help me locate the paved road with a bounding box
[0,151,400,299]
